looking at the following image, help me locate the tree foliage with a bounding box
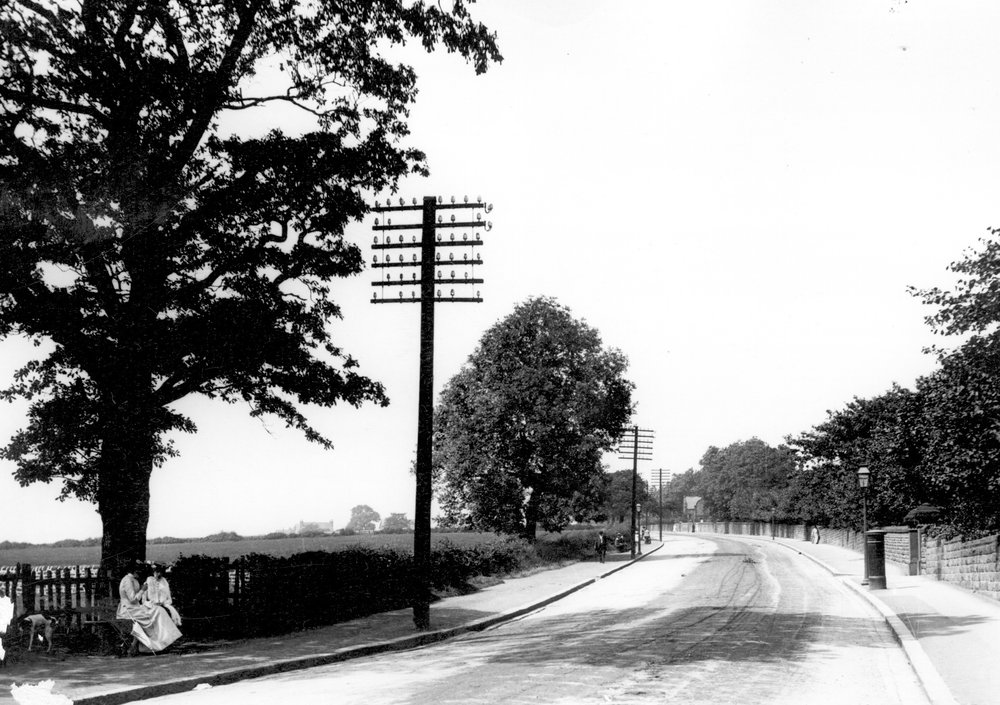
[345,504,380,532]
[787,386,926,530]
[0,0,500,573]
[380,512,412,533]
[600,469,649,525]
[915,333,1000,533]
[912,230,1000,337]
[696,439,797,522]
[434,297,633,540]
[909,232,1000,533]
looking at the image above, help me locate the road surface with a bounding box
[143,535,928,705]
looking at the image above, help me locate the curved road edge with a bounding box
[74,543,663,705]
[730,535,959,705]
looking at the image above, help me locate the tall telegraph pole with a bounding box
[371,195,492,629]
[650,468,672,540]
[617,426,654,558]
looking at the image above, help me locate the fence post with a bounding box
[19,563,35,614]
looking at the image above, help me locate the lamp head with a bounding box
[857,466,870,489]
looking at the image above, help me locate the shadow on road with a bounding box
[640,552,745,561]
[895,612,988,639]
[464,604,926,670]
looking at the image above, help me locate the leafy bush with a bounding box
[166,534,595,640]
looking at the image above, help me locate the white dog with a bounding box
[22,615,58,653]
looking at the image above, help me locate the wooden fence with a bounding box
[0,564,116,631]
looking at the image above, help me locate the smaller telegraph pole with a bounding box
[371,195,492,630]
[650,469,671,540]
[617,426,654,558]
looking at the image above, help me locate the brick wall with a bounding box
[922,534,1000,601]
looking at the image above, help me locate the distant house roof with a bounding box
[683,496,703,511]
[291,520,337,534]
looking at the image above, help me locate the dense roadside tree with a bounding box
[697,439,797,522]
[345,504,380,533]
[433,297,634,540]
[788,386,926,529]
[911,232,1000,534]
[0,0,501,575]
[600,469,650,525]
[916,334,1000,534]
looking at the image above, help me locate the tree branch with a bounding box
[0,86,108,123]
[165,0,263,180]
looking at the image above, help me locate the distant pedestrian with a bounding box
[595,531,608,563]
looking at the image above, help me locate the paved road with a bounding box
[143,535,928,705]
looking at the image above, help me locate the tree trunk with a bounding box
[96,406,156,582]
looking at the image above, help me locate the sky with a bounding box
[3,0,1000,542]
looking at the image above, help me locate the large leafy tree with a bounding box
[0,0,500,574]
[345,504,380,533]
[911,232,1000,534]
[788,386,926,529]
[433,297,633,540]
[600,469,650,525]
[697,438,797,522]
[916,334,1000,534]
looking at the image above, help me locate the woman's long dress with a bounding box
[117,574,181,652]
[143,576,182,626]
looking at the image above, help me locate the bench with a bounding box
[74,603,137,656]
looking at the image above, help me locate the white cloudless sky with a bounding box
[3,0,999,542]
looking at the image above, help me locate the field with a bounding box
[0,532,509,567]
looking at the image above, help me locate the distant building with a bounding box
[683,496,705,521]
[289,520,337,535]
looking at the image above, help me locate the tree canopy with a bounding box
[697,439,797,522]
[600,469,650,525]
[684,234,1000,536]
[0,0,500,573]
[345,504,380,533]
[911,230,1000,337]
[380,512,412,533]
[433,297,633,540]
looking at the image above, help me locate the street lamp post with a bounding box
[858,466,870,586]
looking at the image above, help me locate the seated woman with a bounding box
[117,560,181,653]
[143,564,182,627]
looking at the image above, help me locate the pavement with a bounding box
[743,534,1000,705]
[2,534,999,705]
[0,546,657,705]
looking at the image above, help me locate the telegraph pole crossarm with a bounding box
[617,426,654,559]
[371,195,493,629]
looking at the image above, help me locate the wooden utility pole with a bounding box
[371,195,491,629]
[617,426,653,559]
[651,468,671,540]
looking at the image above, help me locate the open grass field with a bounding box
[0,531,509,567]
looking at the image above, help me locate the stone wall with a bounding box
[885,532,910,566]
[810,526,865,554]
[669,521,806,541]
[666,521,1000,600]
[922,533,1000,601]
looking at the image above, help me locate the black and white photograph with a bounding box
[1,1,1000,703]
